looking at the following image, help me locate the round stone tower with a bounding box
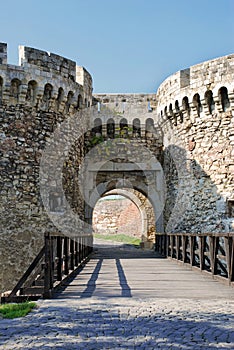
[0,43,93,293]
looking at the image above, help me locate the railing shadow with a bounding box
[115,258,132,297]
[80,259,103,298]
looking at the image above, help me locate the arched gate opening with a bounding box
[92,188,156,248]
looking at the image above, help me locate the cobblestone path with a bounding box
[0,241,233,349]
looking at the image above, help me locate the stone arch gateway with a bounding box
[0,42,233,293]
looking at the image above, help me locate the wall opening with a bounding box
[182,96,190,115]
[91,187,157,249]
[218,86,230,112]
[205,90,215,114]
[107,118,115,139]
[93,118,102,136]
[193,93,202,116]
[93,194,142,239]
[132,118,141,137]
[119,118,128,137]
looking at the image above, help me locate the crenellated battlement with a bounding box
[0,43,93,111]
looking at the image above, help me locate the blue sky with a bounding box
[0,0,233,93]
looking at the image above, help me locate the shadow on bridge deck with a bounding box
[54,239,234,300]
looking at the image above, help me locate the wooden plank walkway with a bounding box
[54,239,234,300]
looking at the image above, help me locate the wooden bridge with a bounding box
[1,232,234,303]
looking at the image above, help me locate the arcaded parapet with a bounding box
[0,44,93,111]
[92,93,157,125]
[87,93,163,168]
[155,54,234,234]
[156,54,234,112]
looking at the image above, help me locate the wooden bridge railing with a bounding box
[1,232,93,303]
[155,232,234,286]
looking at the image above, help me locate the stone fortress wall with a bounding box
[0,43,93,293]
[0,42,233,293]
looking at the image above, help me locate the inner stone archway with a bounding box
[93,195,142,237]
[82,157,166,244]
[92,187,157,248]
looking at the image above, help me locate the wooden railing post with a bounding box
[155,233,160,253]
[224,234,234,284]
[78,237,81,263]
[70,238,74,270]
[74,240,78,266]
[166,234,169,256]
[84,236,87,258]
[63,237,69,275]
[83,236,85,260]
[160,234,163,254]
[43,233,53,299]
[190,236,194,266]
[56,236,62,281]
[209,236,215,275]
[168,235,171,257]
[199,235,205,271]
[176,235,179,260]
[182,235,186,263]
[81,236,84,261]
[213,236,218,275]
[155,234,168,257]
[89,234,93,254]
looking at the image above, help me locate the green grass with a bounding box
[94,233,141,246]
[0,301,36,319]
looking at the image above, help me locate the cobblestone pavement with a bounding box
[0,241,233,349]
[0,298,233,349]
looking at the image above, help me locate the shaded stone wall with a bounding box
[156,54,234,233]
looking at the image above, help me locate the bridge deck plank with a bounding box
[54,239,234,300]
